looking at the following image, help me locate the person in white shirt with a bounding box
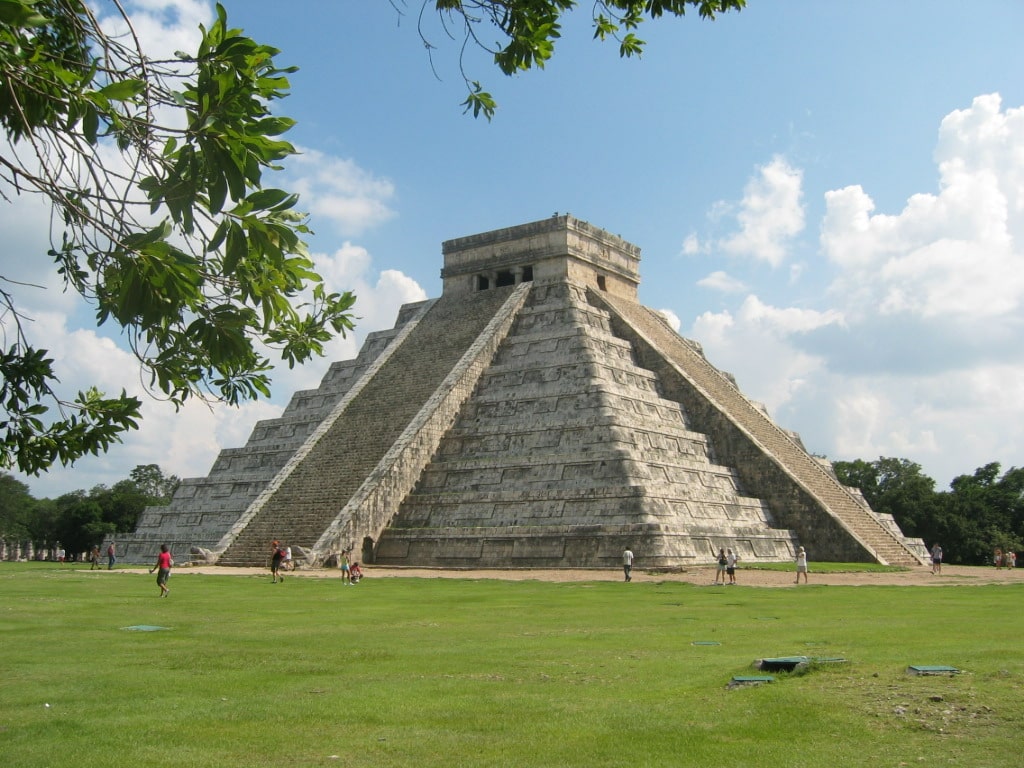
[795,547,809,584]
[726,549,739,584]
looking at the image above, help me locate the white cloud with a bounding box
[278,244,428,393]
[682,95,1024,487]
[822,363,1024,487]
[97,0,210,60]
[288,149,397,236]
[692,297,840,415]
[657,308,681,332]
[718,156,805,267]
[697,270,747,294]
[681,233,703,256]
[823,94,1024,324]
[0,186,73,303]
[6,309,283,494]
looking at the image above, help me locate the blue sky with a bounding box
[3,0,1023,498]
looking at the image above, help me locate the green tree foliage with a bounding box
[84,464,177,533]
[2,463,178,553]
[1,1,356,475]
[0,471,35,540]
[54,498,109,554]
[835,457,1024,565]
[835,457,938,537]
[942,463,1024,565]
[419,0,747,118]
[128,463,180,501]
[88,480,148,533]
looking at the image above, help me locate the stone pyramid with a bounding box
[117,216,926,568]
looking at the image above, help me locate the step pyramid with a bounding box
[114,216,926,568]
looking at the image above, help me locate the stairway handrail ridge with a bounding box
[312,282,533,558]
[212,299,439,559]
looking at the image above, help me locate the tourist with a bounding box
[270,540,285,583]
[622,546,634,582]
[726,548,739,584]
[1007,551,1016,569]
[994,548,1004,569]
[107,541,116,570]
[339,548,352,584]
[930,542,943,574]
[89,545,101,570]
[149,544,173,597]
[350,562,364,583]
[283,545,293,571]
[713,547,727,584]
[795,547,809,584]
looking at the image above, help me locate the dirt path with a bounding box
[117,563,1024,587]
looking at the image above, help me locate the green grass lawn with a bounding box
[2,563,1020,767]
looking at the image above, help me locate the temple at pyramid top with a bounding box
[441,215,641,298]
[111,216,927,570]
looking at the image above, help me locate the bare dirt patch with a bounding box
[121,563,1024,587]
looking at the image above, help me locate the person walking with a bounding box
[726,548,739,584]
[622,546,634,582]
[795,546,809,584]
[149,544,173,597]
[89,545,101,570]
[107,541,116,570]
[930,542,943,574]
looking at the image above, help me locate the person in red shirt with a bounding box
[149,544,173,597]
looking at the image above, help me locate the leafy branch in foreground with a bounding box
[0,1,356,474]
[414,0,747,119]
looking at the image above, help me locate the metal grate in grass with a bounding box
[907,665,960,675]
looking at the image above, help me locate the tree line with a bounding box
[0,464,179,558]
[3,456,1018,567]
[833,458,1024,566]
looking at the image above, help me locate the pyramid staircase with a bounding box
[215,285,528,565]
[591,290,925,566]
[111,315,419,564]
